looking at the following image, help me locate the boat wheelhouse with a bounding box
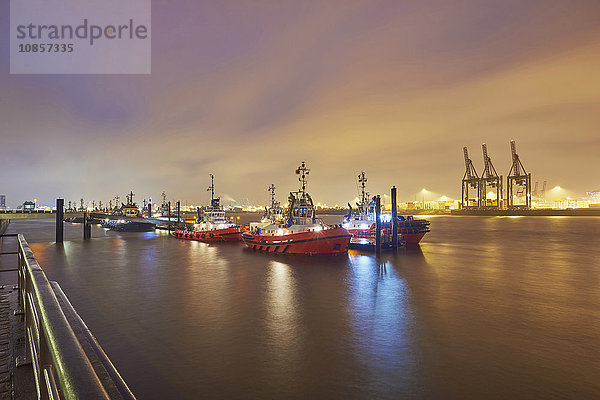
[119,191,140,217]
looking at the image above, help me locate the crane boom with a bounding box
[463,147,470,169]
[510,140,517,160]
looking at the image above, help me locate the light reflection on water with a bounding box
[4,217,600,399]
[347,255,415,395]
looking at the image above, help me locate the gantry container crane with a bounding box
[461,147,481,209]
[506,140,531,209]
[479,143,503,209]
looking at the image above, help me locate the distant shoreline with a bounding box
[313,209,600,217]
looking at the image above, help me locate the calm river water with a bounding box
[3,216,600,399]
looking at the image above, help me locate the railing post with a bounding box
[56,199,64,243]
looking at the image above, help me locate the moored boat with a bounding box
[103,219,155,232]
[343,171,430,244]
[242,162,351,255]
[247,183,285,232]
[172,174,243,242]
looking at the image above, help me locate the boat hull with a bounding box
[347,219,430,245]
[172,226,243,242]
[242,227,351,255]
[103,221,155,232]
[401,232,427,244]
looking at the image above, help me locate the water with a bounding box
[2,216,600,399]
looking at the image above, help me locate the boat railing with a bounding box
[7,234,136,400]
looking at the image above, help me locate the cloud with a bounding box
[1,0,600,206]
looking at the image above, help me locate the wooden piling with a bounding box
[176,201,181,227]
[56,198,64,243]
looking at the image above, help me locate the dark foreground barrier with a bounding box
[14,234,135,400]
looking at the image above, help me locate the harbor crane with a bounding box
[479,143,502,209]
[461,147,481,209]
[506,140,532,209]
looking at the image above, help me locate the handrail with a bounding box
[0,209,56,214]
[51,282,136,400]
[15,234,135,400]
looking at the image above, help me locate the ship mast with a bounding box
[207,174,215,204]
[296,161,310,198]
[268,184,276,209]
[358,171,369,206]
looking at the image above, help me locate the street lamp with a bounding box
[421,188,427,210]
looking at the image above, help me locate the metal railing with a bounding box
[4,234,136,400]
[0,209,56,214]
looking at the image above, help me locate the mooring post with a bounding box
[177,201,181,227]
[148,199,152,218]
[56,198,64,243]
[168,201,171,224]
[83,211,89,239]
[391,187,398,251]
[197,206,201,222]
[375,195,381,255]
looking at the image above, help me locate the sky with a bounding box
[1,0,600,207]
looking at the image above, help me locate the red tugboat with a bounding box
[173,174,243,242]
[242,162,351,255]
[342,171,430,244]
